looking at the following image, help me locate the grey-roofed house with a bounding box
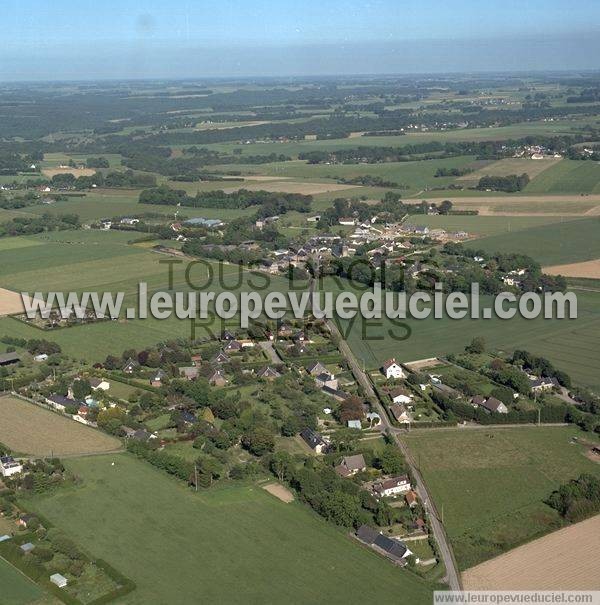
[20,542,35,553]
[0,352,20,366]
[476,396,508,414]
[356,525,379,545]
[335,454,366,477]
[300,428,328,454]
[179,366,199,381]
[306,361,328,376]
[373,534,411,562]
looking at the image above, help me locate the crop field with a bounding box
[27,454,434,605]
[403,427,600,569]
[524,159,600,194]
[0,395,121,456]
[41,167,96,178]
[458,157,561,183]
[472,217,600,265]
[324,278,600,390]
[220,180,361,195]
[462,514,600,590]
[544,259,600,279]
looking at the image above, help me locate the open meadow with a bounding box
[26,454,435,605]
[0,395,121,456]
[403,426,600,569]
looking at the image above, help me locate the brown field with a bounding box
[0,288,31,316]
[41,167,96,178]
[221,181,360,195]
[0,395,121,456]
[544,259,600,279]
[458,157,561,182]
[240,175,291,181]
[262,482,294,503]
[462,514,600,590]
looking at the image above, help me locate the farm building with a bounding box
[0,352,20,366]
[183,217,223,228]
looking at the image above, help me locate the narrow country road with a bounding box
[258,340,283,364]
[307,273,462,588]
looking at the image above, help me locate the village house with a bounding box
[335,454,366,478]
[372,475,412,498]
[45,394,81,412]
[472,395,508,414]
[16,514,37,529]
[321,385,350,401]
[211,351,230,365]
[122,358,140,374]
[356,526,413,564]
[306,361,328,376]
[382,358,405,380]
[389,403,411,424]
[89,377,110,391]
[257,366,281,381]
[179,366,199,381]
[150,368,167,387]
[224,340,242,352]
[529,376,560,392]
[209,369,228,387]
[389,387,413,404]
[300,428,329,454]
[0,455,23,477]
[314,372,338,390]
[405,490,418,508]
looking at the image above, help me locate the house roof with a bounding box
[0,352,20,364]
[356,525,379,545]
[48,394,81,407]
[341,454,366,471]
[374,475,410,493]
[347,419,362,429]
[382,358,399,371]
[300,428,327,450]
[88,377,105,388]
[405,490,418,505]
[471,395,486,406]
[373,534,408,559]
[389,403,408,421]
[257,366,281,378]
[479,396,505,413]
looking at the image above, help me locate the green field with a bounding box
[525,159,600,194]
[0,556,46,605]
[472,217,600,265]
[404,426,600,569]
[26,454,434,605]
[325,279,600,390]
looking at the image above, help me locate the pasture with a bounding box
[462,514,600,590]
[457,157,560,184]
[0,395,121,456]
[27,454,434,605]
[324,278,600,390]
[524,159,600,194]
[403,427,600,569]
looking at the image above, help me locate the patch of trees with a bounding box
[126,439,193,481]
[435,167,473,177]
[85,156,110,168]
[335,175,404,188]
[0,213,79,237]
[477,173,529,192]
[512,350,571,388]
[546,474,600,522]
[50,170,156,190]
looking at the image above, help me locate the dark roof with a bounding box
[300,428,327,450]
[373,534,408,559]
[0,352,20,365]
[180,411,197,423]
[48,394,80,407]
[356,525,379,545]
[321,385,349,399]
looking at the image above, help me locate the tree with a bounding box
[466,336,485,354]
[269,451,293,481]
[241,426,275,456]
[71,378,90,400]
[375,445,406,474]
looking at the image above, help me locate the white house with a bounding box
[390,388,412,405]
[372,475,412,498]
[89,378,110,391]
[382,358,405,380]
[0,455,23,477]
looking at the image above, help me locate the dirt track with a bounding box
[462,514,600,590]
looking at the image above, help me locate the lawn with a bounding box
[472,217,600,265]
[404,426,600,569]
[0,556,47,605]
[324,278,600,390]
[26,454,434,605]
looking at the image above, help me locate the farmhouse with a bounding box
[335,454,366,478]
[372,475,412,498]
[0,352,20,366]
[0,455,22,477]
[356,526,412,564]
[300,428,329,454]
[46,394,81,412]
[382,358,405,379]
[529,376,560,392]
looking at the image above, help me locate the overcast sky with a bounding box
[3,0,600,81]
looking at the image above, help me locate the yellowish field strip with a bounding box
[462,515,600,590]
[544,258,600,279]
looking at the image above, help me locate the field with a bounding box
[472,217,600,265]
[220,180,361,195]
[41,168,96,178]
[0,287,28,316]
[524,159,600,194]
[0,556,47,605]
[457,157,561,184]
[462,514,600,590]
[403,427,600,569]
[0,395,121,456]
[544,259,600,279]
[325,278,600,390]
[26,454,434,605]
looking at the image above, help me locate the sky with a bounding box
[2,0,600,81]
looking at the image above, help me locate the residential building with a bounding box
[335,454,366,477]
[0,455,22,477]
[382,358,405,379]
[300,428,329,454]
[372,475,412,498]
[89,378,110,391]
[389,403,410,424]
[257,366,281,381]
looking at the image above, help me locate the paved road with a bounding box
[323,315,462,590]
